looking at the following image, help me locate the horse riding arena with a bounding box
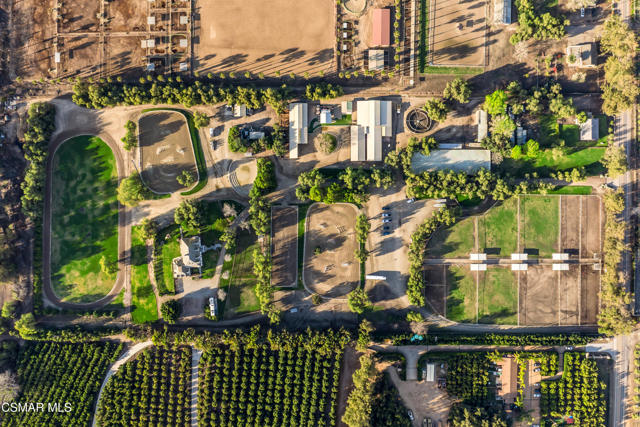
[429,0,487,67]
[426,195,602,326]
[138,111,197,194]
[271,206,298,288]
[195,0,335,76]
[303,203,359,298]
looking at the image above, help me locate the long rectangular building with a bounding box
[351,99,392,162]
[289,103,308,159]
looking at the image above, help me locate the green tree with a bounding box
[355,214,370,244]
[193,111,210,129]
[356,319,374,351]
[318,133,337,153]
[524,139,539,158]
[140,218,158,241]
[15,313,37,338]
[423,98,449,122]
[99,255,118,275]
[406,311,424,322]
[220,228,237,251]
[484,90,508,115]
[121,120,137,151]
[160,300,181,324]
[227,126,246,153]
[176,170,196,187]
[1,301,18,319]
[342,355,377,427]
[443,77,471,103]
[348,288,371,314]
[602,145,628,178]
[174,199,203,232]
[490,115,516,138]
[117,172,150,207]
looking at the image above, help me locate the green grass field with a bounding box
[50,136,118,303]
[446,266,476,323]
[428,218,474,258]
[477,198,518,256]
[131,226,158,323]
[478,268,517,324]
[160,234,180,294]
[418,0,428,73]
[546,185,592,195]
[520,196,558,257]
[422,66,484,75]
[223,230,260,315]
[297,204,310,288]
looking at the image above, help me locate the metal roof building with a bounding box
[580,118,599,141]
[411,149,491,173]
[494,0,512,24]
[372,9,391,46]
[289,103,308,159]
[351,99,392,161]
[368,49,385,71]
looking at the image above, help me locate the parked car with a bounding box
[382,205,391,210]
[382,219,392,223]
[408,410,414,421]
[382,213,391,218]
[209,128,214,137]
[565,346,574,351]
[580,7,585,17]
[534,362,541,367]
[407,198,416,203]
[533,367,541,373]
[533,393,541,398]
[383,226,391,231]
[534,382,540,387]
[382,231,391,236]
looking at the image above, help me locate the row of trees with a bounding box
[510,0,566,45]
[342,354,377,427]
[121,120,137,151]
[407,208,456,305]
[600,15,639,116]
[2,341,122,427]
[304,83,344,101]
[20,102,56,315]
[198,332,344,427]
[97,346,192,426]
[422,78,472,124]
[296,167,393,206]
[597,189,634,335]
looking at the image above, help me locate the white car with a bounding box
[580,7,585,17]
[209,128,214,137]
[382,218,392,223]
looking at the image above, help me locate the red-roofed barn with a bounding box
[372,8,390,46]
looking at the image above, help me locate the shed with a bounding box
[494,0,512,24]
[179,38,188,48]
[368,49,385,71]
[233,104,247,118]
[180,15,189,25]
[179,62,188,71]
[351,126,366,161]
[476,110,488,142]
[372,9,391,46]
[289,103,308,159]
[147,16,156,25]
[342,100,353,115]
[425,364,435,382]
[54,52,61,63]
[411,149,491,173]
[580,118,599,141]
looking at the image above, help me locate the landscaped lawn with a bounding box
[477,197,518,256]
[478,268,517,324]
[520,196,558,257]
[159,232,180,295]
[446,265,476,323]
[131,226,158,323]
[427,217,475,258]
[546,185,592,195]
[534,147,606,172]
[50,135,118,303]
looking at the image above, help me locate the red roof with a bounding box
[372,9,390,46]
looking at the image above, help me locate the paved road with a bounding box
[42,107,131,310]
[424,258,600,265]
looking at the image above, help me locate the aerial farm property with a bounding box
[0,0,636,426]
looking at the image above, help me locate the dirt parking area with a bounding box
[303,203,359,298]
[139,111,197,194]
[430,0,487,66]
[386,366,453,426]
[271,206,298,288]
[364,185,436,308]
[194,0,335,76]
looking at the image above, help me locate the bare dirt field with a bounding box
[424,265,446,316]
[106,0,147,32]
[106,36,146,78]
[558,265,580,326]
[59,35,100,78]
[271,206,298,288]
[518,265,558,326]
[303,203,359,298]
[10,0,55,80]
[430,0,487,66]
[580,196,603,257]
[580,265,599,325]
[194,0,335,76]
[139,111,197,194]
[59,0,99,32]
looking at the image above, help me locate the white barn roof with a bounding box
[411,149,491,173]
[355,100,392,161]
[580,118,599,141]
[350,126,366,161]
[289,103,308,159]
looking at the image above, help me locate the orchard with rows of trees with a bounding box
[96,346,192,426]
[2,341,121,427]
